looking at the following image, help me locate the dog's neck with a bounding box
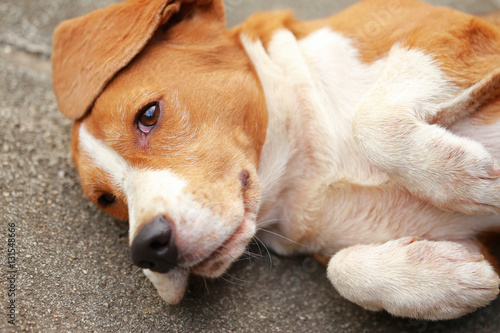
[241,31,319,225]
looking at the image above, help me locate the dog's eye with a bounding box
[98,193,116,207]
[137,103,160,134]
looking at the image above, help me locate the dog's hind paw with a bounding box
[327,237,500,320]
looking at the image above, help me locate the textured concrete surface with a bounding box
[2,0,500,332]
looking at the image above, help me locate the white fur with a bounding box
[242,29,390,252]
[124,168,240,267]
[328,237,499,320]
[79,124,131,190]
[242,28,500,320]
[143,268,189,305]
[353,46,500,215]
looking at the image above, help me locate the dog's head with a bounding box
[52,0,268,303]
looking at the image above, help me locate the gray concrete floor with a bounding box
[2,0,500,332]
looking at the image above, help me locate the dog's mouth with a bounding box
[188,217,254,277]
[141,210,257,305]
[178,170,258,277]
[130,169,259,304]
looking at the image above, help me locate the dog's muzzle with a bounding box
[131,215,178,273]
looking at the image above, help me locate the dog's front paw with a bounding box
[409,132,500,215]
[143,269,189,305]
[355,100,500,215]
[384,124,500,215]
[328,238,500,320]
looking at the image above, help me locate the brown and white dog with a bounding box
[52,0,500,320]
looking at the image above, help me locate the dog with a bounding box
[52,0,500,320]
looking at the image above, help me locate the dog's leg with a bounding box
[353,44,500,215]
[327,237,499,320]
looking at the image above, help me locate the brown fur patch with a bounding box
[71,9,268,229]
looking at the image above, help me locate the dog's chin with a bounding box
[143,268,189,305]
[145,217,256,304]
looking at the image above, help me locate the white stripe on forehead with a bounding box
[78,123,189,238]
[78,123,130,190]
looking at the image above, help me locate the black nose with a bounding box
[131,215,178,273]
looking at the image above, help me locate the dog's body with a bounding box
[52,0,500,320]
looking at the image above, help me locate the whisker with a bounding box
[220,273,248,285]
[256,218,287,227]
[250,237,265,258]
[233,251,262,264]
[142,275,150,288]
[124,262,135,270]
[131,267,143,278]
[256,228,306,248]
[252,236,273,271]
[241,249,265,260]
[203,277,210,295]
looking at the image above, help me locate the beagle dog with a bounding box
[52,0,500,320]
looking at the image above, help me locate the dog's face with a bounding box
[53,0,268,302]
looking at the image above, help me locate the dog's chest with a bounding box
[246,31,387,204]
[242,28,408,252]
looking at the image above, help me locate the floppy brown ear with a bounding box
[52,0,225,120]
